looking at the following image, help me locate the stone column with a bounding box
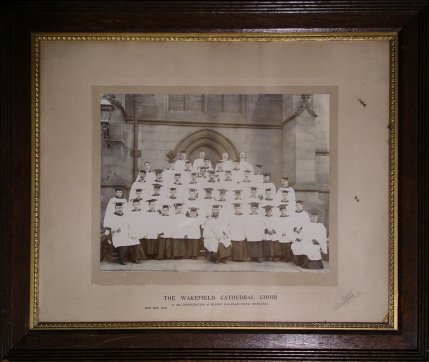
[281,94,330,229]
[282,95,317,186]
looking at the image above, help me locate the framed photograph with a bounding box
[32,34,392,328]
[2,1,428,361]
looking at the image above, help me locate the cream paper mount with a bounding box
[31,33,397,329]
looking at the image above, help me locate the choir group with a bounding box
[102,150,328,269]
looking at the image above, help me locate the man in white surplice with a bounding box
[203,205,231,263]
[192,149,213,172]
[103,188,128,227]
[239,151,254,172]
[104,202,142,265]
[291,210,327,269]
[173,151,187,172]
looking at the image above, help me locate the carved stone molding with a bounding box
[171,129,239,161]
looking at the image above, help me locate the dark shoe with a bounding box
[120,259,127,265]
[134,259,143,264]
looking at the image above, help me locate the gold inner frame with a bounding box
[30,32,398,330]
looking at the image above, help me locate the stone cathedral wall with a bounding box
[100,93,330,229]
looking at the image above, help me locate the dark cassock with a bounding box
[291,211,327,269]
[245,202,264,262]
[229,203,248,261]
[171,203,187,259]
[141,199,161,258]
[103,202,141,265]
[203,205,231,263]
[262,205,281,262]
[157,205,173,260]
[184,207,204,259]
[275,204,295,262]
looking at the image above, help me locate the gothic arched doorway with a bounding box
[172,129,239,166]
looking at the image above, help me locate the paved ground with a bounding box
[100,258,329,273]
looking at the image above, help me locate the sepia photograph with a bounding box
[100,92,330,273]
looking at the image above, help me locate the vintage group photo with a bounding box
[100,92,330,272]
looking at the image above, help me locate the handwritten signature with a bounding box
[334,290,362,311]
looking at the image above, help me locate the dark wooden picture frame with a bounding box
[1,1,428,360]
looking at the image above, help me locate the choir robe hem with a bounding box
[231,240,248,261]
[247,241,263,258]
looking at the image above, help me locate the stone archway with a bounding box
[172,129,239,166]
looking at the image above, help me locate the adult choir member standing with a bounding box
[291,210,327,269]
[229,203,247,261]
[203,205,231,263]
[245,202,264,262]
[142,199,161,258]
[184,207,204,259]
[262,205,281,262]
[104,202,141,265]
[276,204,294,262]
[171,203,187,259]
